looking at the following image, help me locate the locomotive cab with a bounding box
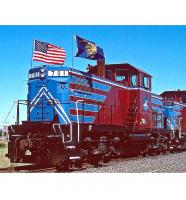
[111,64,152,129]
[88,63,152,129]
[127,64,152,129]
[88,63,151,89]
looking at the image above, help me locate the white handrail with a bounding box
[52,123,65,143]
[178,117,183,139]
[75,100,84,143]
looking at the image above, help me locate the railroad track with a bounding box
[0,155,140,173]
[0,165,56,173]
[0,150,185,173]
[14,165,57,172]
[0,163,91,173]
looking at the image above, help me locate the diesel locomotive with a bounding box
[6,60,186,168]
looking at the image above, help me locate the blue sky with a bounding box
[1,25,186,126]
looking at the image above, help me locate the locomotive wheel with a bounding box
[91,159,99,168]
[140,151,148,157]
[162,143,168,154]
[152,151,157,156]
[170,149,175,153]
[141,144,150,157]
[156,149,161,155]
[89,154,102,168]
[103,154,111,163]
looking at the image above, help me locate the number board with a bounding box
[28,72,40,79]
[48,70,69,77]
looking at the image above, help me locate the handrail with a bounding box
[75,100,84,143]
[52,123,65,143]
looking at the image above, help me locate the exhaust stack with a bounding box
[97,59,105,78]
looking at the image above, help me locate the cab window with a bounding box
[131,74,137,87]
[115,70,127,82]
[105,70,112,80]
[142,75,150,89]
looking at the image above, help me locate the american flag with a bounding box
[32,40,66,65]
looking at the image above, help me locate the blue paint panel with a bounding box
[152,96,163,114]
[163,103,183,130]
[70,76,111,92]
[28,66,71,125]
[56,82,69,102]
[70,115,95,123]
[174,104,183,110]
[92,81,111,92]
[156,115,162,120]
[70,102,99,112]
[151,97,163,106]
[70,76,91,87]
[70,90,106,102]
[163,107,174,117]
[156,122,163,128]
[152,106,163,113]
[163,107,182,117]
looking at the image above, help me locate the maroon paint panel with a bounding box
[69,70,155,129]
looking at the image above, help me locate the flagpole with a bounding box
[31,40,35,69]
[72,34,75,74]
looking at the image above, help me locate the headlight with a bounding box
[40,67,46,79]
[25,149,32,156]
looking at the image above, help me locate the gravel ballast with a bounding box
[80,151,186,173]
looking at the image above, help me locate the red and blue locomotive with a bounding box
[6,60,186,167]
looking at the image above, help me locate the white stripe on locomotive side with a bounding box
[30,91,45,112]
[43,91,68,124]
[30,86,44,105]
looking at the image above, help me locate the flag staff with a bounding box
[30,40,35,69]
[72,34,75,73]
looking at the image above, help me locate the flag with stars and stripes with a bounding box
[32,40,66,65]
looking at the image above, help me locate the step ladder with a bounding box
[125,94,139,128]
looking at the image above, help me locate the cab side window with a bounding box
[142,75,150,89]
[105,70,112,80]
[131,74,137,87]
[115,70,127,82]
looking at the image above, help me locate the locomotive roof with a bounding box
[161,90,186,96]
[105,63,152,77]
[89,63,152,77]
